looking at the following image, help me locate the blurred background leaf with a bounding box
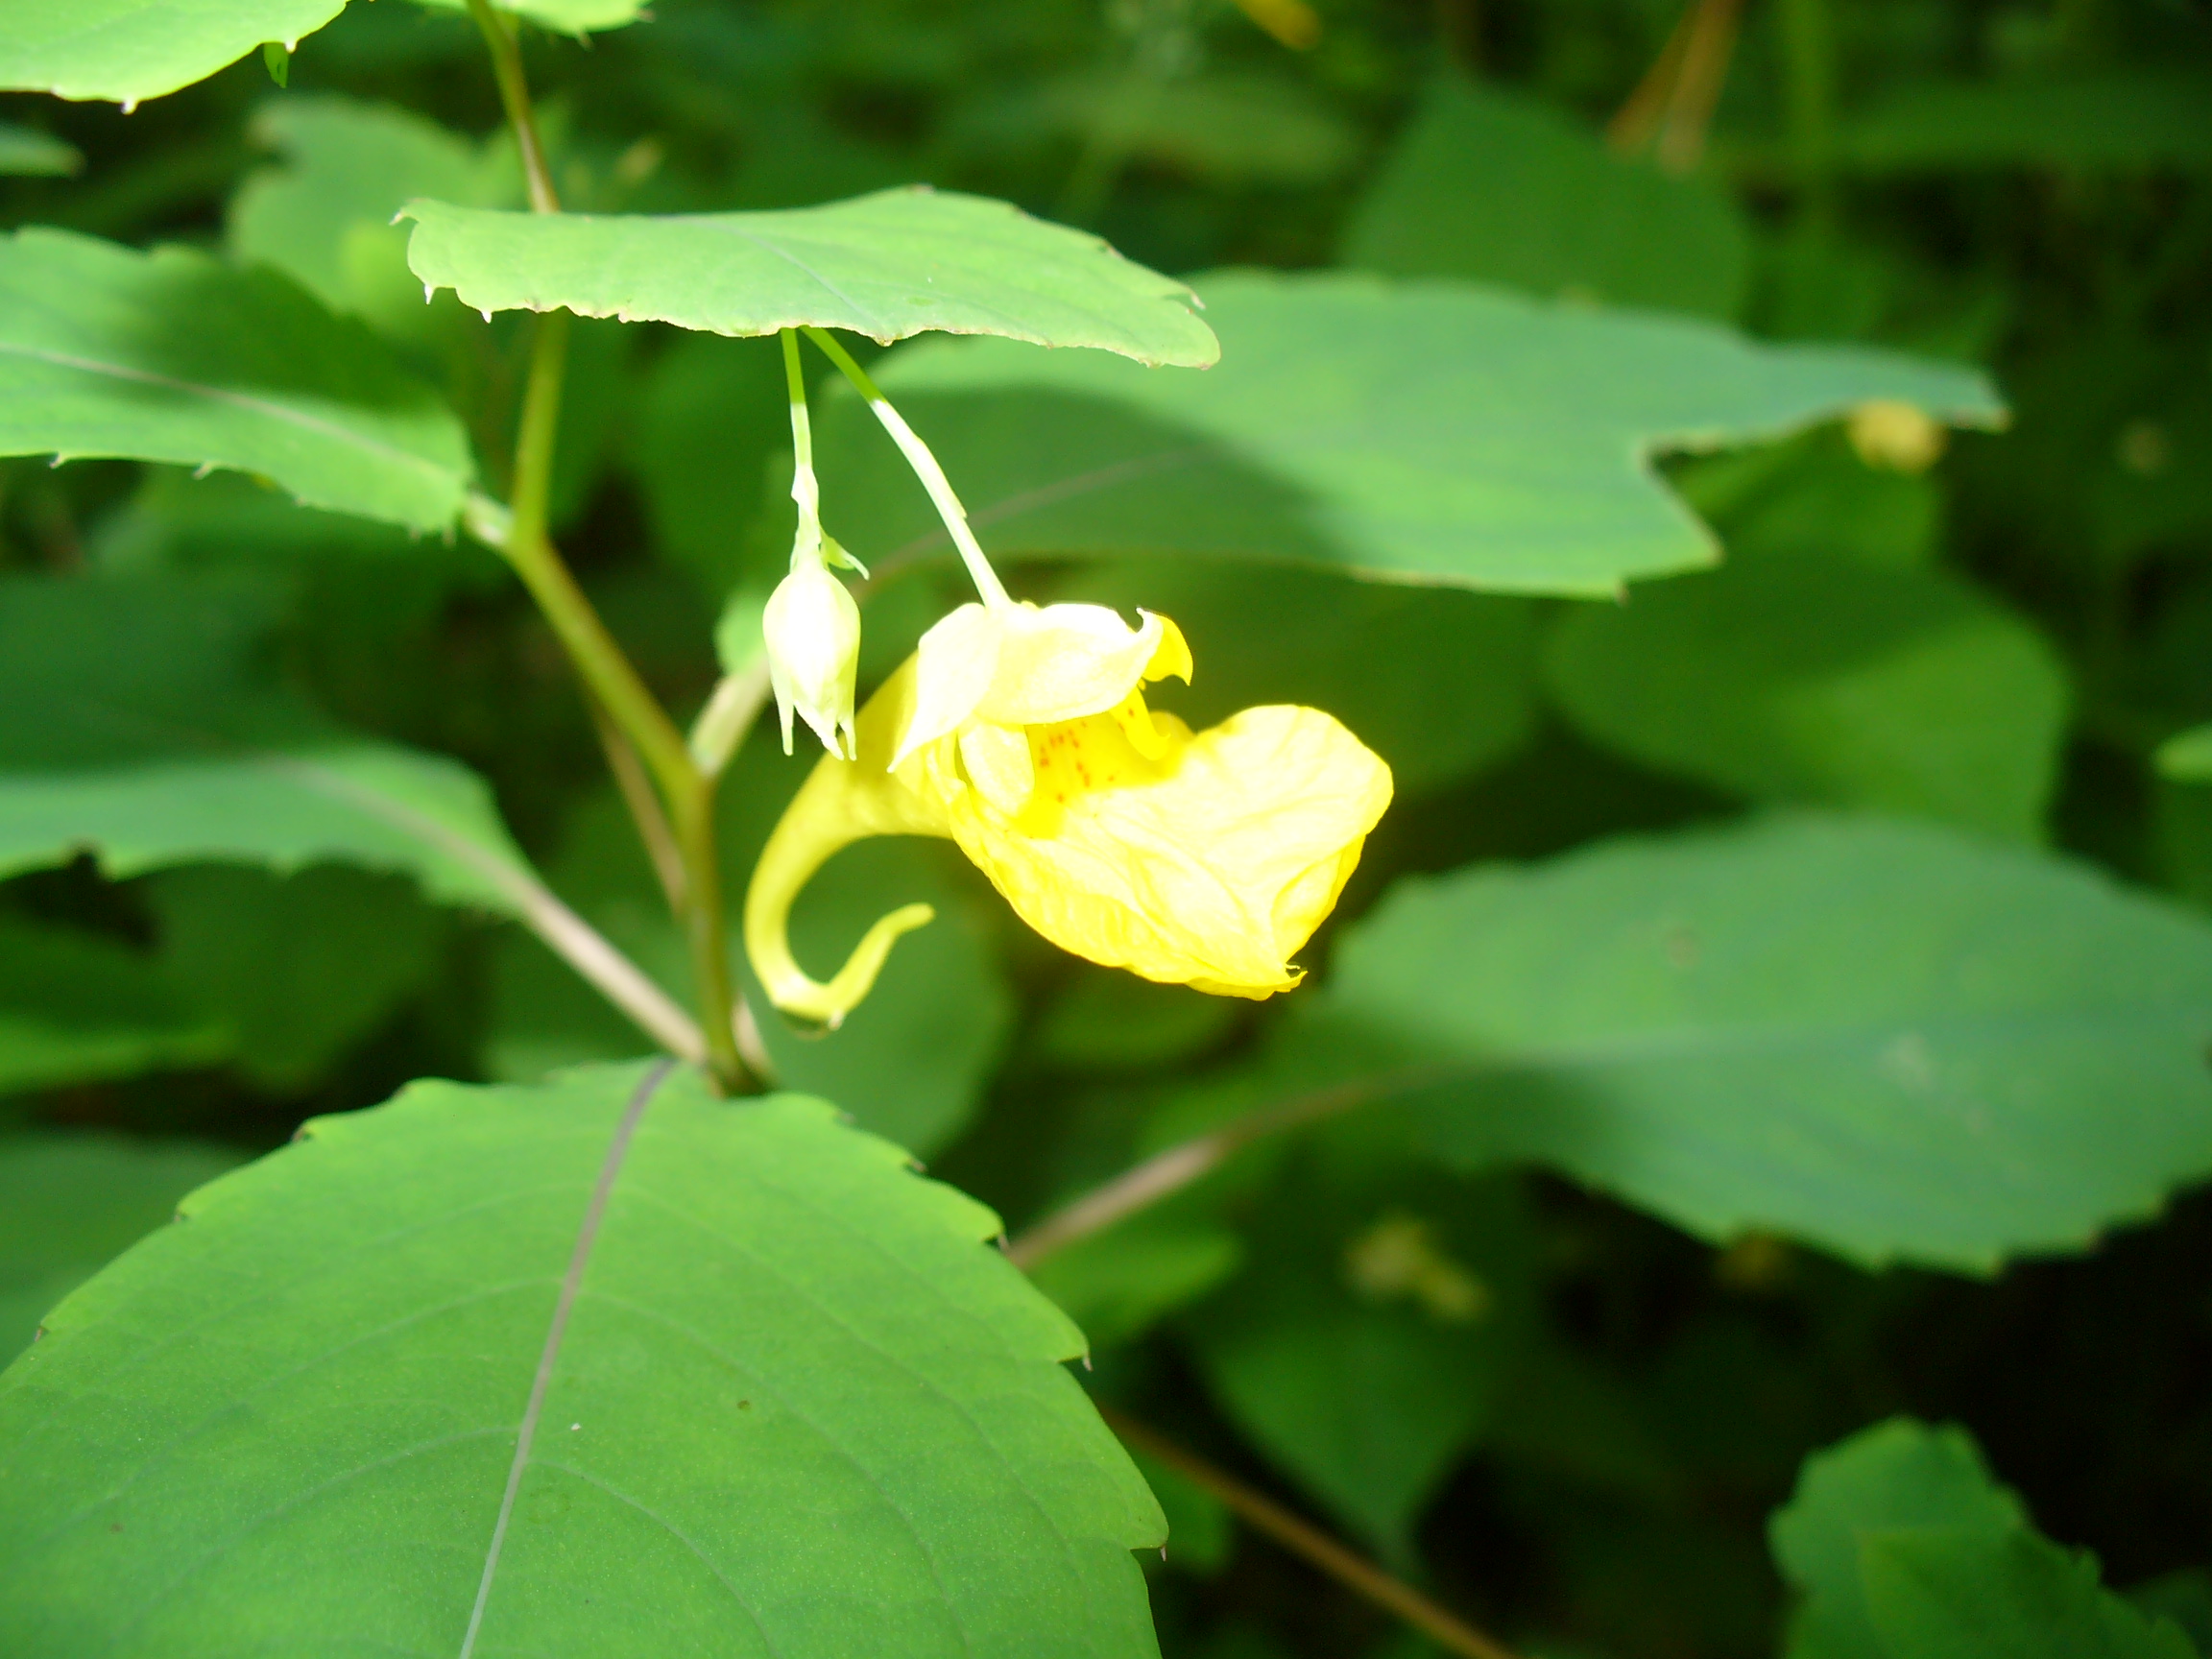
[1343,73,1751,319]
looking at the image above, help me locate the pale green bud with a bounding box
[763,557,861,758]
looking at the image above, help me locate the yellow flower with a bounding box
[743,600,1393,1026]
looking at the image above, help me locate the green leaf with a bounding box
[146,863,446,1092]
[1307,814,2212,1271]
[1043,558,1538,796]
[0,1063,1165,1656]
[1863,1528,2199,1659]
[0,574,538,915]
[0,916,225,1096]
[1124,1446,1234,1576]
[229,95,521,339]
[1343,75,1751,319]
[0,1131,244,1364]
[0,121,81,177]
[2157,724,2212,783]
[1771,1418,2027,1659]
[0,0,347,103]
[814,272,2003,596]
[1770,1419,2198,1659]
[0,228,473,533]
[1544,556,2068,841]
[399,186,1220,365]
[90,464,495,573]
[1185,1167,1530,1562]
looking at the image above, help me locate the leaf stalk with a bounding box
[1101,1408,1523,1659]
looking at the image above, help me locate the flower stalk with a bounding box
[801,325,1013,610]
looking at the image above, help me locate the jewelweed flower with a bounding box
[745,599,1393,1027]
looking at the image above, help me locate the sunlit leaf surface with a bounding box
[0,1064,1163,1658]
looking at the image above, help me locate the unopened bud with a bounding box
[764,559,860,758]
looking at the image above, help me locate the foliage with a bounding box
[2,0,2210,1655]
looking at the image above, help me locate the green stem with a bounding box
[801,326,1013,609]
[464,0,561,213]
[1778,0,1837,220]
[495,323,749,1091]
[463,0,749,1093]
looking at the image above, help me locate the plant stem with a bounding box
[1006,1068,1449,1267]
[465,0,560,213]
[462,0,750,1092]
[1102,1409,1523,1659]
[589,701,687,913]
[688,656,773,780]
[1654,0,1743,175]
[801,326,1013,609]
[1778,0,1838,218]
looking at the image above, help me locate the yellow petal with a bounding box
[1145,613,1192,685]
[745,661,952,1026]
[958,720,1035,816]
[949,702,1393,997]
[896,602,1000,767]
[976,602,1166,727]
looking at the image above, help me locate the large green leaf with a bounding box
[0,1132,244,1364]
[0,574,534,914]
[1771,1419,2197,1659]
[1297,815,2212,1271]
[0,229,472,533]
[0,1063,1164,1656]
[813,272,2003,596]
[1342,75,1750,319]
[0,916,224,1096]
[1544,555,2068,840]
[229,95,520,339]
[0,0,346,103]
[400,186,1219,365]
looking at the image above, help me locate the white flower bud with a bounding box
[763,558,861,758]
